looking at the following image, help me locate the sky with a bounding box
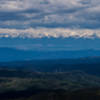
[0,0,100,50]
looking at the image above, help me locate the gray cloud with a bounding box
[0,0,99,38]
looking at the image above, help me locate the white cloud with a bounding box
[0,0,100,31]
[0,0,82,11]
[0,0,25,11]
[0,0,98,12]
[0,28,100,38]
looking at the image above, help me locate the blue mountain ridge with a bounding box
[0,47,100,62]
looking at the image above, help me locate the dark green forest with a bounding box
[0,58,100,100]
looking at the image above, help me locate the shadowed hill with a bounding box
[1,57,100,76]
[1,47,100,61]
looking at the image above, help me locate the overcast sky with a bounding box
[0,0,99,38]
[0,0,100,50]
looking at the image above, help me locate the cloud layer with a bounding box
[0,28,100,38]
[0,0,100,38]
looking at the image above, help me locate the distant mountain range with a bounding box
[0,56,100,76]
[0,47,100,61]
